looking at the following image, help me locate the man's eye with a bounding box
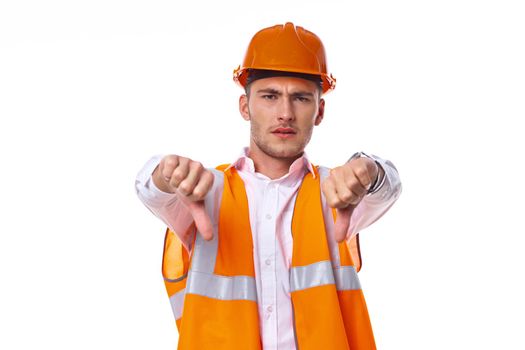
[295,96,310,102]
[262,95,277,100]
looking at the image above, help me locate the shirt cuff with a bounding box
[365,154,402,202]
[135,155,178,204]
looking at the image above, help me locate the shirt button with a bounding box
[267,306,273,313]
[265,259,271,266]
[265,214,272,220]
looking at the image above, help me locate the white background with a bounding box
[1,0,524,348]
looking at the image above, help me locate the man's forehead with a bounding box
[251,76,319,93]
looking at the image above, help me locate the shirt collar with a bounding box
[225,147,316,179]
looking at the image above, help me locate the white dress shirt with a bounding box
[135,148,402,350]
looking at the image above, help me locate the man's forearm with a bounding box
[135,155,195,250]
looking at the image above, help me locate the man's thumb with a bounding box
[187,201,213,241]
[334,206,354,243]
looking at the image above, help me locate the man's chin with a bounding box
[265,146,304,160]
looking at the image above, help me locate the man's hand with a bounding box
[152,155,215,240]
[321,157,380,242]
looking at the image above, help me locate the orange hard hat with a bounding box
[233,22,336,94]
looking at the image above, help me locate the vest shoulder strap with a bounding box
[215,163,230,171]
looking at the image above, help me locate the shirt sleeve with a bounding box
[347,154,402,239]
[134,155,195,251]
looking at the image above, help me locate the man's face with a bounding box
[239,76,325,161]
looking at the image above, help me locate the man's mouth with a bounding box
[272,127,296,138]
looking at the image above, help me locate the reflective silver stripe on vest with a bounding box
[169,288,186,319]
[185,169,257,302]
[186,271,257,301]
[290,260,335,292]
[290,260,361,292]
[334,266,361,290]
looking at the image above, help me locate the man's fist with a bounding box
[153,155,215,240]
[153,155,214,199]
[322,157,381,242]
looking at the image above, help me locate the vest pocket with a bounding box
[162,228,190,324]
[162,228,190,282]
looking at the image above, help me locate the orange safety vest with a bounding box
[161,165,376,349]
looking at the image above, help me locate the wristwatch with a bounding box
[347,152,385,194]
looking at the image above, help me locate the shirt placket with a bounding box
[260,180,279,348]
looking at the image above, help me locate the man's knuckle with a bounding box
[164,156,178,167]
[345,178,359,189]
[340,192,353,203]
[354,166,368,178]
[172,171,185,181]
[178,183,191,193]
[192,188,205,198]
[167,178,178,188]
[204,172,214,184]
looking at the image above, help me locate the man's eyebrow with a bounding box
[256,88,281,94]
[290,91,315,97]
[255,88,315,97]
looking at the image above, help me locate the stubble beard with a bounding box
[250,119,313,161]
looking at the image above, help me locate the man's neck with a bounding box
[248,149,302,180]
[247,148,302,180]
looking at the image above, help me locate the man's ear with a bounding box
[314,98,325,126]
[239,94,250,121]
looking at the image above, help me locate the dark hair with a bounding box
[245,69,323,96]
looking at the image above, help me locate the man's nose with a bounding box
[278,97,295,122]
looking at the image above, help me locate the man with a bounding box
[136,22,402,350]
